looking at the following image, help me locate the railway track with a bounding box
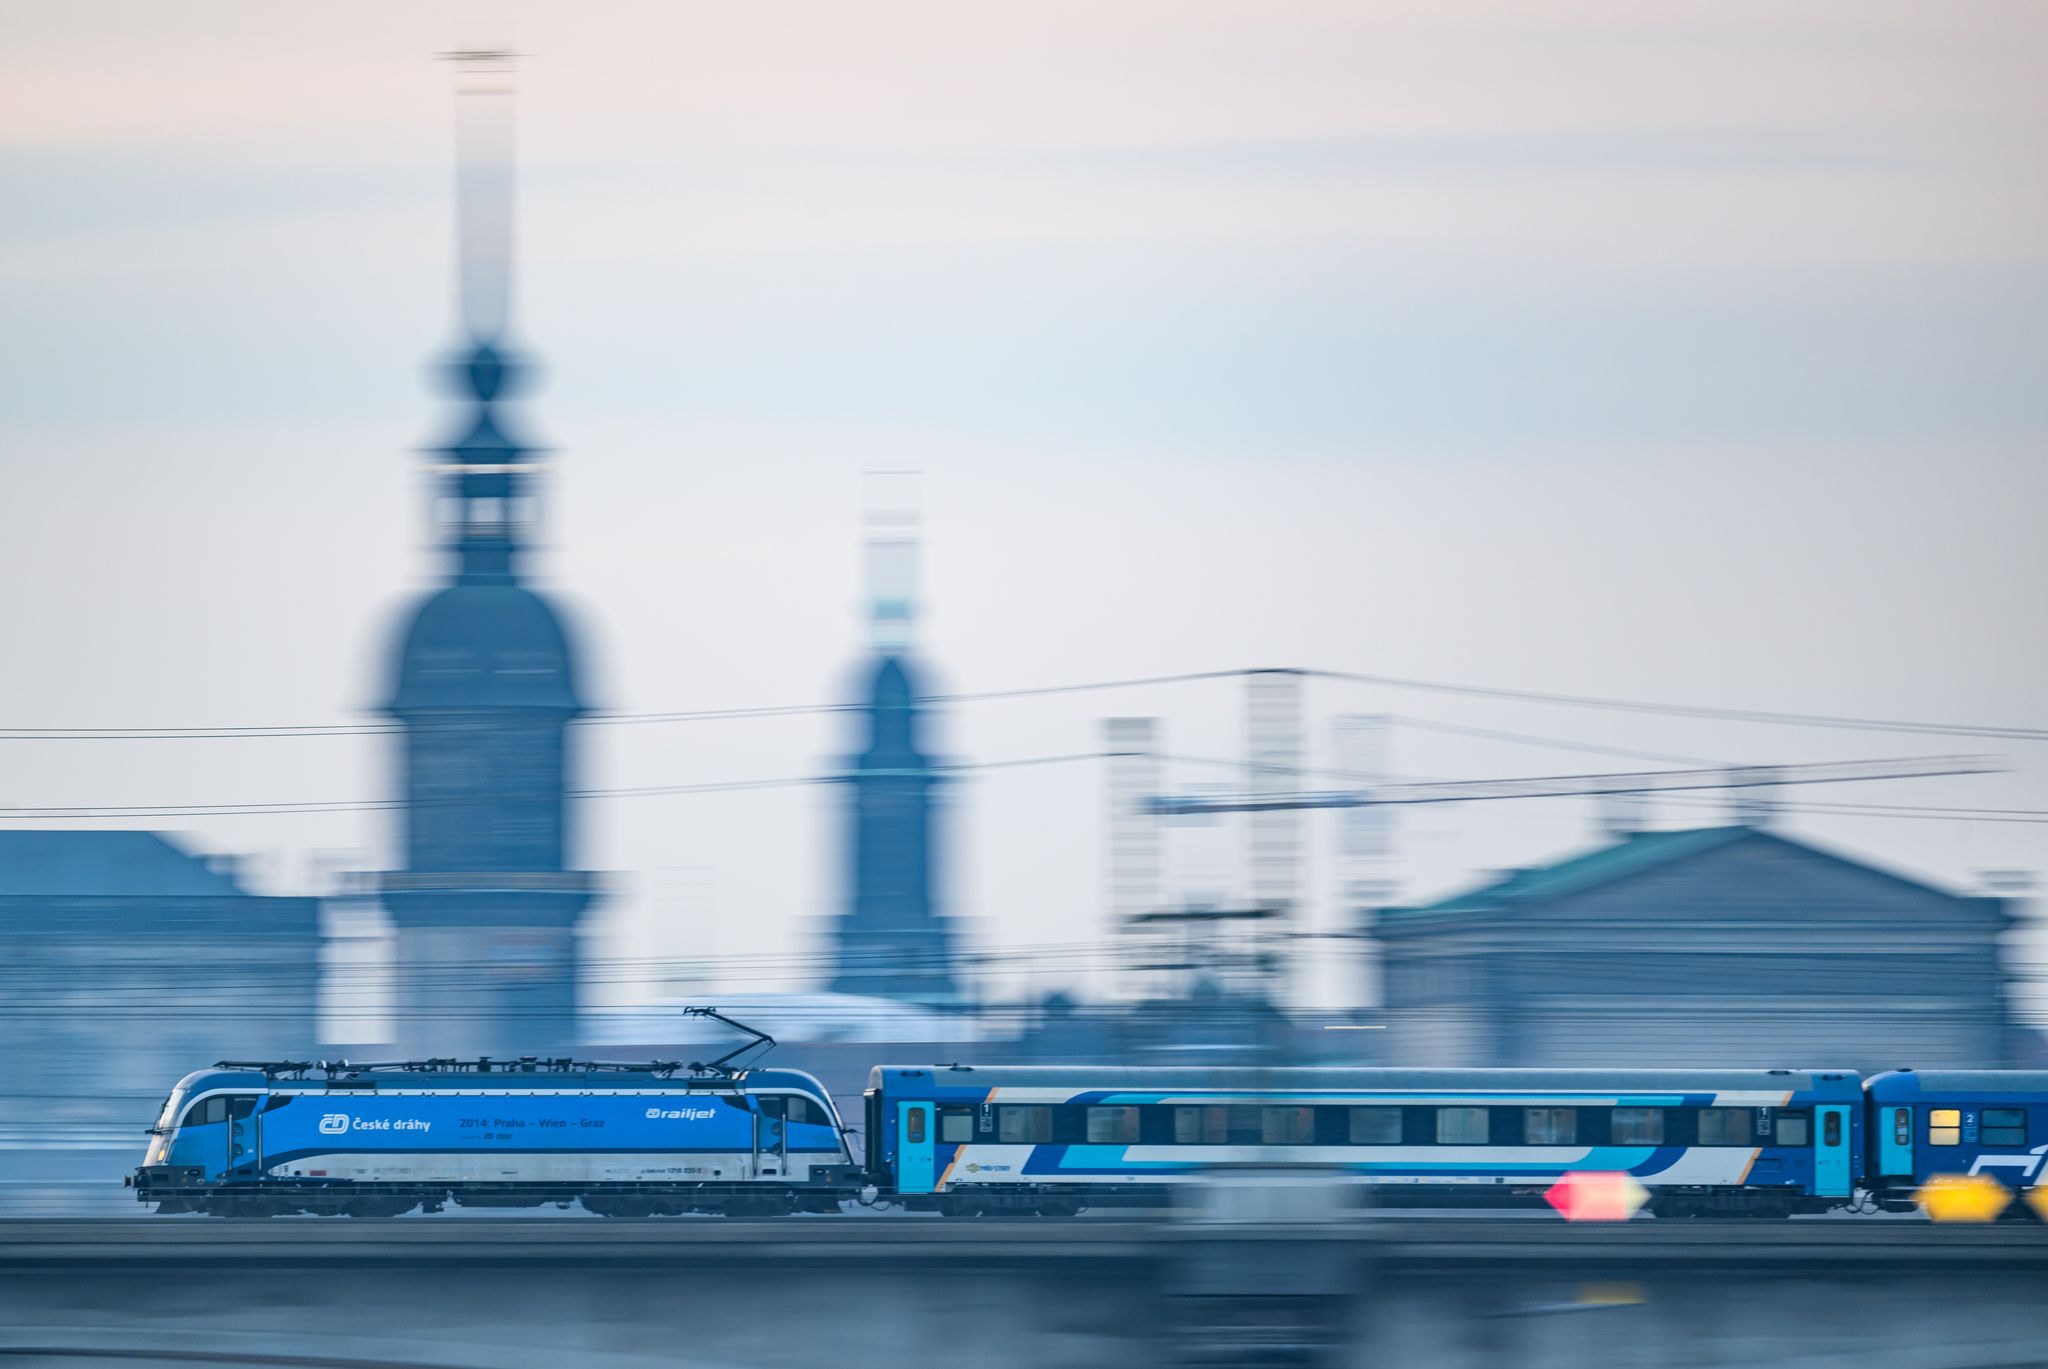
[3,1216,2044,1269]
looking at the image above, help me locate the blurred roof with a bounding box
[0,831,246,898]
[388,582,582,714]
[1866,1069,2048,1095]
[1384,823,1971,921]
[1395,826,1744,918]
[867,1064,1862,1093]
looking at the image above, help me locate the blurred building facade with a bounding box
[0,832,317,1179]
[1374,823,2017,1069]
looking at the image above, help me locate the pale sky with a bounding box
[2,1,2045,1011]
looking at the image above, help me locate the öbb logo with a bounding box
[318,1114,349,1135]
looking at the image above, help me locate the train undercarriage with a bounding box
[130,1167,860,1218]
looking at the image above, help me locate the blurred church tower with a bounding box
[377,51,596,1058]
[828,473,959,1006]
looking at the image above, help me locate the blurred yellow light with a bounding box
[1574,1282,1646,1306]
[1916,1174,2012,1222]
[2023,1187,2048,1224]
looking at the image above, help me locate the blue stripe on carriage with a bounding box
[1059,1092,1712,1107]
[1017,1144,1689,1177]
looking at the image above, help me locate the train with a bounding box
[130,1057,857,1217]
[130,1044,2048,1219]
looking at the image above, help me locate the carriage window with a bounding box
[1893,1108,1911,1147]
[184,1096,228,1127]
[1174,1106,1228,1144]
[1524,1107,1576,1145]
[904,1109,925,1144]
[1823,1111,1842,1147]
[1436,1107,1488,1144]
[1349,1107,1402,1145]
[1217,1106,1260,1145]
[1697,1108,1749,1145]
[1087,1106,1140,1144]
[1929,1109,1961,1146]
[1983,1109,2027,1147]
[1612,1108,1664,1145]
[1261,1107,1315,1145]
[1774,1112,1809,1147]
[998,1106,1052,1143]
[938,1108,975,1143]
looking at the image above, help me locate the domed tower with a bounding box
[378,55,595,1057]
[830,477,959,1004]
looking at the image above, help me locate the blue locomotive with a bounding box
[130,1017,857,1216]
[863,1065,1865,1217]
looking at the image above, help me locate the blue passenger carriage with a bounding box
[1864,1069,2048,1212]
[866,1065,1863,1217]
[131,1056,857,1217]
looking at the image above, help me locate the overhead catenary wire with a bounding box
[2,752,2044,824]
[0,664,2039,743]
[1303,668,2048,744]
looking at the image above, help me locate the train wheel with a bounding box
[1996,1196,2042,1222]
[345,1198,415,1219]
[208,1198,279,1219]
[583,1197,659,1218]
[724,1192,796,1218]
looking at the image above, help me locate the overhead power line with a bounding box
[1,665,2037,744]
[0,670,1247,741]
[1305,669,2048,744]
[0,752,1125,820]
[1143,755,2002,816]
[7,753,2032,825]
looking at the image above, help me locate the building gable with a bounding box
[1384,825,1997,932]
[0,831,247,899]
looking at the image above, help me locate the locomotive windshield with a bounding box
[150,1089,185,1135]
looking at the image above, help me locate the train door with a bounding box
[225,1094,261,1178]
[1814,1105,1851,1197]
[897,1102,936,1194]
[1878,1103,1914,1181]
[756,1097,789,1178]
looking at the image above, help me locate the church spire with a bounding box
[832,471,957,1005]
[433,46,539,588]
[863,469,920,651]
